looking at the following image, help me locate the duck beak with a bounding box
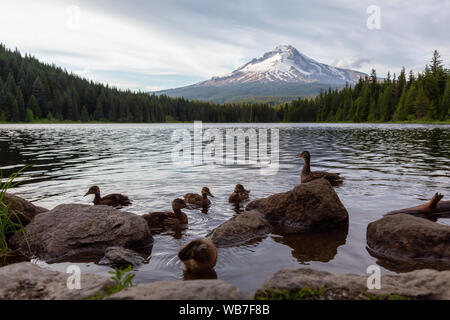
[209,193,215,198]
[84,191,90,197]
[297,154,303,159]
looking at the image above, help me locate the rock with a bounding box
[107,279,246,300]
[0,262,113,300]
[2,193,48,226]
[246,179,348,230]
[367,214,450,269]
[98,247,145,268]
[9,204,153,263]
[256,268,450,300]
[207,210,272,247]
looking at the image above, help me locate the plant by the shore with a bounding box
[255,287,328,300]
[0,166,30,265]
[88,265,135,300]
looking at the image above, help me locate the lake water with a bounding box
[1,123,449,296]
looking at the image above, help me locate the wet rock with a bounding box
[9,204,153,263]
[2,193,48,226]
[256,268,450,300]
[206,210,272,247]
[107,279,246,300]
[367,214,450,269]
[98,247,146,269]
[0,262,113,300]
[246,179,348,230]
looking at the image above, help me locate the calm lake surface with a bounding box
[1,123,449,295]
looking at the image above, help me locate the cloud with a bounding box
[0,0,448,91]
[332,57,373,69]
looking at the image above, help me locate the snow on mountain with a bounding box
[196,45,366,86]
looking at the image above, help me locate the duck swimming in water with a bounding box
[297,151,344,186]
[142,198,188,230]
[84,186,131,208]
[228,184,250,204]
[184,187,214,208]
[178,239,217,272]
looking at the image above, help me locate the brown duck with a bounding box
[178,239,218,272]
[142,198,188,230]
[385,193,450,220]
[297,151,344,186]
[228,184,250,204]
[84,186,131,207]
[184,187,214,208]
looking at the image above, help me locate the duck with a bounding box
[142,198,188,230]
[385,192,450,221]
[228,184,250,204]
[297,151,344,186]
[178,239,218,272]
[84,186,131,208]
[184,187,214,208]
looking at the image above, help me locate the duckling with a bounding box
[184,187,214,208]
[178,239,217,272]
[297,151,344,186]
[142,198,188,230]
[228,184,250,204]
[84,186,131,208]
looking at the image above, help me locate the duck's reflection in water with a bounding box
[271,223,349,264]
[183,268,218,280]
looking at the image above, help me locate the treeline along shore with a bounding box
[0,44,449,124]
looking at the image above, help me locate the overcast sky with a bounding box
[0,0,449,91]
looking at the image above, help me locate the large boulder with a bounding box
[98,246,146,269]
[2,193,48,226]
[246,179,348,230]
[9,204,153,263]
[207,210,272,247]
[255,268,450,300]
[107,279,246,300]
[367,214,450,269]
[0,262,112,300]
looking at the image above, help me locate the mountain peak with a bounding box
[200,45,366,86]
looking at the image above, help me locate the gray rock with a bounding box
[9,204,153,263]
[207,210,272,247]
[367,214,450,269]
[246,179,348,230]
[2,193,48,227]
[98,247,145,268]
[0,262,112,300]
[107,279,246,300]
[256,268,450,300]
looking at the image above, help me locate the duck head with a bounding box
[201,187,214,198]
[297,151,311,160]
[84,186,100,197]
[235,184,250,194]
[172,198,188,211]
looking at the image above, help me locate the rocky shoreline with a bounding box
[1,179,449,300]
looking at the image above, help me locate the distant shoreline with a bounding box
[1,120,449,125]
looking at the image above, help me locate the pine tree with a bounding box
[80,105,89,122]
[441,77,450,120]
[24,108,34,122]
[414,85,433,119]
[27,95,40,119]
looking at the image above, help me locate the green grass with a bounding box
[0,166,30,265]
[255,287,328,300]
[87,266,135,300]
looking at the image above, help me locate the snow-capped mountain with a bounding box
[155,45,367,103]
[197,45,366,86]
